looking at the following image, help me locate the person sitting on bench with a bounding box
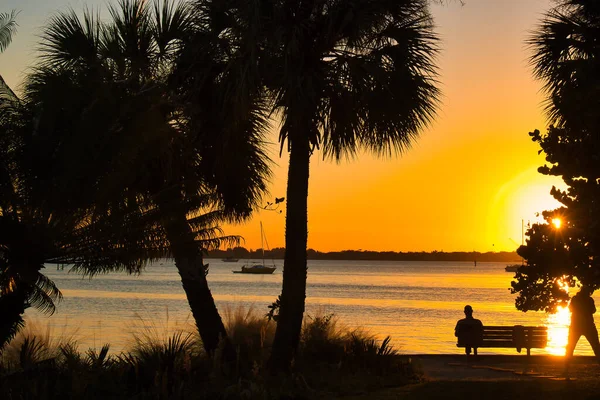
[455,305,483,355]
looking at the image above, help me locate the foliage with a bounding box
[513,0,600,312]
[512,128,600,311]
[191,0,440,370]
[0,313,417,399]
[0,10,19,102]
[266,296,281,322]
[0,10,18,53]
[512,210,573,312]
[0,0,271,356]
[528,0,600,129]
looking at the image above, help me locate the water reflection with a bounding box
[545,306,570,356]
[29,260,599,355]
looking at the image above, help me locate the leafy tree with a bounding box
[0,102,62,347]
[512,126,600,311]
[0,8,65,350]
[512,0,600,311]
[191,0,441,370]
[0,86,172,349]
[14,0,271,355]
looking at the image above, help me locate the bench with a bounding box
[457,325,548,356]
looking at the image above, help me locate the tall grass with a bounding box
[221,304,275,376]
[0,308,418,399]
[1,318,78,370]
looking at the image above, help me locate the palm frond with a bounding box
[318,2,440,160]
[0,10,18,53]
[0,313,24,351]
[0,290,27,350]
[38,7,102,70]
[27,273,62,315]
[528,1,600,127]
[0,74,18,105]
[107,0,155,79]
[153,0,192,59]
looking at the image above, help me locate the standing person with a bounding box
[565,286,600,373]
[455,305,483,356]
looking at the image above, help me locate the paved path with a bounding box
[335,355,600,400]
[413,354,599,381]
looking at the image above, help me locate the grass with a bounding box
[0,310,417,399]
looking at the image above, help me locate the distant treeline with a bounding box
[209,247,520,262]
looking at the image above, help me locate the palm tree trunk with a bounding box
[269,134,310,372]
[157,201,230,356]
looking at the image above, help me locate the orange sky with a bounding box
[1,0,562,252]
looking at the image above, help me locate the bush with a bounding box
[0,310,418,399]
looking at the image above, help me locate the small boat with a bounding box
[233,222,276,274]
[233,264,276,274]
[505,264,521,272]
[221,257,239,262]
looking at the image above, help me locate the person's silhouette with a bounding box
[565,286,600,372]
[455,305,483,356]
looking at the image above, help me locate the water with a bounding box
[28,259,596,355]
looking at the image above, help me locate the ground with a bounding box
[337,355,600,400]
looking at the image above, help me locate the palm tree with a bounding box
[191,0,440,370]
[1,10,18,107]
[1,45,202,347]
[25,0,270,355]
[0,103,62,347]
[529,0,600,130]
[0,87,171,349]
[0,9,59,350]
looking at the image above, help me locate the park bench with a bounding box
[457,325,548,356]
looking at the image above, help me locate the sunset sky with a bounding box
[1,0,563,253]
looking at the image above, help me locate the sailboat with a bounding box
[506,220,525,272]
[233,222,276,274]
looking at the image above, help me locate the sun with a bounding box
[552,218,562,229]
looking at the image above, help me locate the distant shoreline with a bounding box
[210,248,520,262]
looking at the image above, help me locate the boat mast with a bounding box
[521,219,524,246]
[260,221,265,266]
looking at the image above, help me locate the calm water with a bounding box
[27,259,596,356]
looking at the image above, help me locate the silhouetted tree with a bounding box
[512,126,600,311]
[0,9,64,351]
[15,0,271,355]
[265,0,440,372]
[0,82,172,349]
[513,0,600,311]
[191,0,440,371]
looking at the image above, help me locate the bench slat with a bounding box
[478,341,515,348]
[483,327,547,332]
[457,325,548,355]
[483,326,515,330]
[482,335,515,340]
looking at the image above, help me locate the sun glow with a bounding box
[552,218,562,229]
[487,167,564,251]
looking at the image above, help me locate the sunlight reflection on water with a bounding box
[27,260,597,356]
[546,306,570,356]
